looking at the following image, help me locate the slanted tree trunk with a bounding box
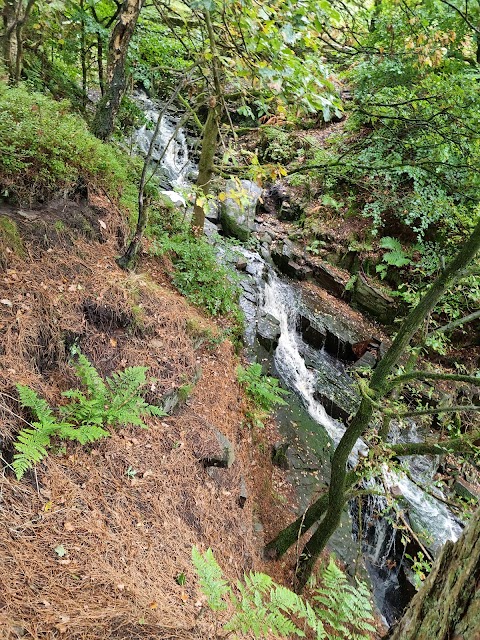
[192,100,221,234]
[293,218,480,591]
[386,508,480,640]
[263,219,480,591]
[91,0,143,140]
[1,0,36,82]
[192,10,223,236]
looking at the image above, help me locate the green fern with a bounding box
[192,548,374,640]
[12,350,167,480]
[237,363,289,411]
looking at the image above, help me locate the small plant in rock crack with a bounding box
[192,548,375,639]
[12,347,166,479]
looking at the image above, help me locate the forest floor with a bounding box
[0,191,299,639]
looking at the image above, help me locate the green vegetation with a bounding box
[0,216,25,257]
[13,348,165,479]
[236,363,289,412]
[0,82,138,211]
[151,230,243,323]
[192,547,375,639]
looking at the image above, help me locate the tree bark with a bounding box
[192,10,223,236]
[1,0,36,82]
[192,102,220,234]
[386,508,480,640]
[91,0,143,140]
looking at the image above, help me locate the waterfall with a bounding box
[262,270,368,459]
[128,95,463,625]
[132,91,193,187]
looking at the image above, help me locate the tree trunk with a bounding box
[191,9,223,236]
[386,508,480,640]
[192,102,220,234]
[91,0,143,140]
[273,218,480,592]
[1,0,36,82]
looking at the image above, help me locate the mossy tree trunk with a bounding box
[386,508,480,640]
[264,219,480,591]
[192,101,221,234]
[192,10,223,236]
[91,0,143,140]
[1,0,36,82]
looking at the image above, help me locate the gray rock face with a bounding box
[297,304,361,361]
[220,179,263,241]
[256,312,281,352]
[352,274,398,324]
[303,346,360,422]
[202,429,236,469]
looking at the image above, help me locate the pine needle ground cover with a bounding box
[0,200,267,639]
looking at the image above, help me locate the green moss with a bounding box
[0,216,25,257]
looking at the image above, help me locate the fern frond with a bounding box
[73,350,107,398]
[13,425,53,479]
[17,384,54,423]
[57,423,110,444]
[191,547,230,611]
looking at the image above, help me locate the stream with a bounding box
[132,95,463,627]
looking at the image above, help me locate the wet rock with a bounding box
[350,350,377,370]
[309,260,348,299]
[303,347,360,421]
[235,258,248,271]
[240,279,257,303]
[453,478,479,503]
[203,219,221,239]
[256,312,281,352]
[352,274,398,324]
[220,179,263,241]
[298,304,361,361]
[298,314,327,349]
[160,190,186,208]
[205,200,220,222]
[272,442,290,470]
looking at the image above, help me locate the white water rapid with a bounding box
[132,91,193,187]
[262,270,369,459]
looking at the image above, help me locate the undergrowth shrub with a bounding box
[12,348,165,479]
[151,232,243,323]
[192,548,375,639]
[237,363,288,427]
[0,82,138,209]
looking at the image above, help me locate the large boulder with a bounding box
[220,179,263,241]
[256,312,281,352]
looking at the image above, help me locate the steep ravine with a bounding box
[129,97,466,627]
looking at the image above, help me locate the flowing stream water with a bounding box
[132,98,463,626]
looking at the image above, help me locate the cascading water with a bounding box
[255,267,462,625]
[262,270,368,459]
[132,91,194,187]
[130,96,463,626]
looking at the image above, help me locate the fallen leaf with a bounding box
[43,501,53,512]
[109,337,117,347]
[64,522,74,531]
[98,219,107,230]
[0,299,12,307]
[149,601,158,610]
[116,583,125,591]
[180,590,189,603]
[142,470,154,478]
[54,544,67,557]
